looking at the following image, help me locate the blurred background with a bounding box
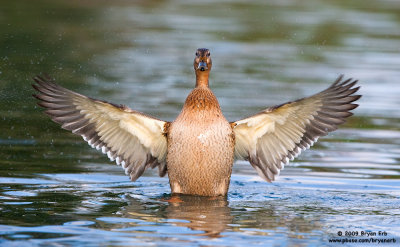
[0,0,399,246]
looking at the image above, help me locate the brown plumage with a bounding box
[32,48,361,196]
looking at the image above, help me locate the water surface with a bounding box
[1,0,399,246]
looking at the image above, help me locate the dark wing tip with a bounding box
[330,75,359,90]
[332,74,344,86]
[32,74,53,93]
[353,94,362,101]
[33,74,54,82]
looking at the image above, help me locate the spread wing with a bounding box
[33,75,168,181]
[232,75,361,182]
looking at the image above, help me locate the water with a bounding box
[1,0,399,246]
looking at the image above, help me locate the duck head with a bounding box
[194,48,212,87]
[194,48,212,72]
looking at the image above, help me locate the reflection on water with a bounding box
[1,0,400,246]
[125,195,232,238]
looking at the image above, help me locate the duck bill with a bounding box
[197,61,208,71]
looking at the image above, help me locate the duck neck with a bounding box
[195,71,210,87]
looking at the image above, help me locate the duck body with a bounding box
[167,86,234,196]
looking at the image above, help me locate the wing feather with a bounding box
[33,75,168,181]
[232,75,361,182]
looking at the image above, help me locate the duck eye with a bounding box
[195,52,199,56]
[207,52,210,57]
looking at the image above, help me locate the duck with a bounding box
[32,48,361,196]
